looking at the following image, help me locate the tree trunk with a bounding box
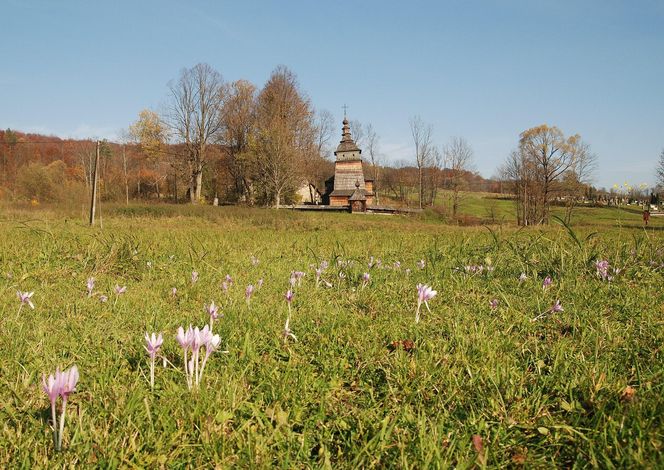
[418,166,423,209]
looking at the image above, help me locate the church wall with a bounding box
[330,196,349,207]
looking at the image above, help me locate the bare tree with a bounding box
[657,148,664,188]
[444,137,474,217]
[427,146,443,207]
[349,119,366,150]
[502,124,593,225]
[409,116,433,209]
[562,142,597,223]
[167,63,225,203]
[364,123,381,205]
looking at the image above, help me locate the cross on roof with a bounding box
[342,104,348,118]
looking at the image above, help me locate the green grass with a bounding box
[0,204,662,467]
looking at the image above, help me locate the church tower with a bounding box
[329,118,374,207]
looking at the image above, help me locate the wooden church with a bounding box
[325,118,374,211]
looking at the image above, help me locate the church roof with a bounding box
[334,118,361,156]
[349,188,367,201]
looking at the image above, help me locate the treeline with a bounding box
[0,63,498,210]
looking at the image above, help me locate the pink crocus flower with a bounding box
[221,281,229,293]
[176,326,193,389]
[283,290,296,343]
[99,295,108,303]
[144,332,163,390]
[114,285,127,295]
[245,285,254,306]
[489,299,499,310]
[417,259,426,270]
[257,278,264,289]
[532,300,564,322]
[42,368,62,450]
[550,300,564,313]
[542,276,552,289]
[43,365,78,451]
[519,273,527,283]
[225,274,233,285]
[171,287,177,297]
[86,278,95,297]
[205,301,222,329]
[416,284,437,323]
[17,290,35,313]
[191,271,199,284]
[362,272,370,289]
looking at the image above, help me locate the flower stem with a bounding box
[57,399,67,451]
[183,349,190,389]
[51,401,58,450]
[150,356,155,390]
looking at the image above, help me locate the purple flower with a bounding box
[171,287,177,297]
[595,260,613,281]
[550,300,564,313]
[225,274,233,285]
[86,278,95,297]
[290,271,305,287]
[542,276,552,289]
[17,291,35,310]
[245,284,254,305]
[257,278,264,289]
[285,290,294,304]
[144,332,164,359]
[191,271,199,284]
[489,299,499,310]
[99,295,108,303]
[416,284,437,322]
[176,326,192,350]
[114,285,127,295]
[59,366,79,400]
[42,368,62,406]
[221,281,229,293]
[144,332,163,390]
[417,259,426,270]
[42,365,79,451]
[394,261,401,270]
[519,273,527,283]
[205,301,221,323]
[362,272,370,288]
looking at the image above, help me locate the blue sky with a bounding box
[1,0,662,189]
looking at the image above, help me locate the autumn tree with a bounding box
[219,79,256,202]
[410,116,434,209]
[444,137,474,217]
[129,109,169,198]
[166,63,225,203]
[249,66,314,208]
[503,124,593,225]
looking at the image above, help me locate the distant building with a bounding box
[296,182,323,204]
[325,118,374,210]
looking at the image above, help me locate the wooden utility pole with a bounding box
[89,140,100,225]
[122,144,129,205]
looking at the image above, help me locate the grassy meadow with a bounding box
[0,203,663,468]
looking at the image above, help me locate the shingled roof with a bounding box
[334,118,361,158]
